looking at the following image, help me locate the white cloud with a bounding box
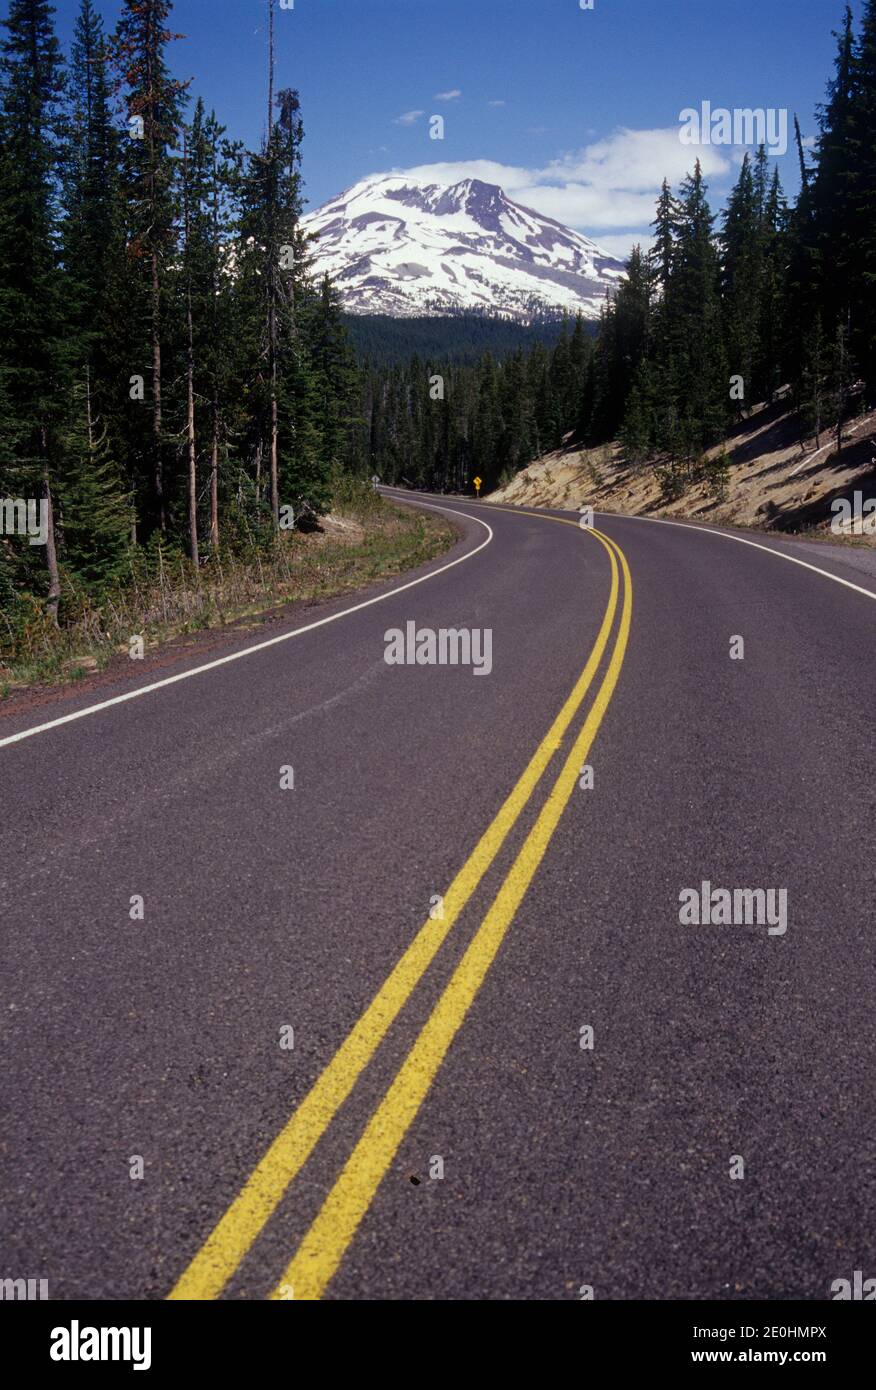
[389,127,737,242]
[488,100,506,107]
[514,184,661,230]
[546,126,731,192]
[434,89,461,102]
[595,232,655,261]
[395,110,425,126]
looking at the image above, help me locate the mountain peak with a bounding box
[302,173,625,321]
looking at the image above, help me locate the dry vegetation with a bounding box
[490,396,876,542]
[0,485,456,697]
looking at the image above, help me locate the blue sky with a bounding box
[56,0,865,257]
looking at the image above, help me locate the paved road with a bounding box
[1,492,874,1301]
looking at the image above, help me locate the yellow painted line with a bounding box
[271,533,632,1300]
[169,523,619,1300]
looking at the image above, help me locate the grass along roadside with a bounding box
[0,485,456,698]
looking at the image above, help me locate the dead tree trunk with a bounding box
[210,409,219,550]
[42,449,60,627]
[183,131,199,566]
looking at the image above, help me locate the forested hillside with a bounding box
[342,313,575,369]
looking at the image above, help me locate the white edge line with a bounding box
[389,488,876,605]
[594,510,876,603]
[0,501,493,751]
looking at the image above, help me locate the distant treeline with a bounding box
[360,318,592,493]
[343,313,584,368]
[364,1,876,498]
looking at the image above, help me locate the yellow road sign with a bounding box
[474,476,482,496]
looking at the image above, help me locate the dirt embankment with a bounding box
[489,394,876,542]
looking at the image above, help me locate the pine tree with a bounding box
[620,369,652,465]
[645,179,683,443]
[180,118,200,562]
[241,76,326,523]
[306,273,359,481]
[757,166,786,404]
[811,7,856,345]
[673,161,728,456]
[798,315,833,448]
[782,115,819,390]
[61,0,131,585]
[606,245,651,435]
[0,0,66,620]
[471,353,501,488]
[113,0,188,535]
[63,0,119,372]
[721,154,762,417]
[202,110,237,550]
[58,377,132,590]
[849,0,876,396]
[583,293,615,442]
[650,178,681,295]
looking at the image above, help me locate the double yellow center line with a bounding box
[169,513,632,1301]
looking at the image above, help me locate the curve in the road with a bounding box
[269,528,632,1301]
[0,503,493,752]
[169,519,630,1300]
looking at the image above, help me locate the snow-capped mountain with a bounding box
[301,174,625,320]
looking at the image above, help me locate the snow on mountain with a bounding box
[301,173,626,321]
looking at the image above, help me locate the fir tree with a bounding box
[849,0,876,396]
[61,0,131,585]
[672,161,728,456]
[721,154,762,417]
[811,7,856,342]
[0,0,66,620]
[112,0,188,534]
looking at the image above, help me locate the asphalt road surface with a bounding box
[1,491,874,1301]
